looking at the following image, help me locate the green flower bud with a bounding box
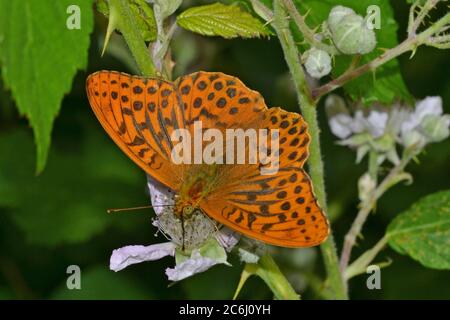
[358,173,376,203]
[331,14,377,55]
[421,114,450,143]
[372,134,395,153]
[328,5,355,33]
[339,132,372,148]
[304,48,332,79]
[402,130,426,150]
[238,247,260,264]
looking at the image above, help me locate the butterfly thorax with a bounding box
[175,165,221,218]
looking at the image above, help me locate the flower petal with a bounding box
[110,242,176,272]
[367,111,388,138]
[415,96,443,121]
[351,111,367,134]
[147,175,175,216]
[215,227,240,252]
[329,114,354,139]
[387,107,411,136]
[165,250,224,282]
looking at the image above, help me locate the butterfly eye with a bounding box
[183,205,194,216]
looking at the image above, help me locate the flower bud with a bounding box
[331,14,377,55]
[358,173,376,203]
[421,114,450,143]
[402,130,427,150]
[238,247,260,264]
[372,134,394,153]
[304,48,332,79]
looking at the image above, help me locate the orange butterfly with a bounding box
[86,71,329,247]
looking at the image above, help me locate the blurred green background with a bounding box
[0,0,449,299]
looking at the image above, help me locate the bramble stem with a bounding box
[234,254,300,300]
[313,7,450,100]
[312,39,412,100]
[340,153,414,274]
[282,0,338,55]
[273,0,347,300]
[109,0,157,77]
[344,235,389,280]
[408,0,441,36]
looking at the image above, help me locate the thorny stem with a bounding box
[282,0,338,55]
[109,0,157,77]
[273,0,348,300]
[339,152,415,274]
[408,0,441,37]
[313,4,450,100]
[312,39,412,100]
[344,235,389,280]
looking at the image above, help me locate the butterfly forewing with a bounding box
[86,71,184,190]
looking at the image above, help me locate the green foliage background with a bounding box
[0,0,449,299]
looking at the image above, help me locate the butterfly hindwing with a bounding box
[199,107,329,247]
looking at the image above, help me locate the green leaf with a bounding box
[0,0,94,173]
[154,0,183,20]
[96,0,157,44]
[0,124,144,247]
[292,0,411,105]
[387,190,450,270]
[177,3,271,39]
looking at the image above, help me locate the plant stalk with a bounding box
[109,0,157,77]
[273,0,347,300]
[340,153,414,273]
[313,10,450,100]
[282,0,338,55]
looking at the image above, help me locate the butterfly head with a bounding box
[173,194,198,219]
[182,204,195,217]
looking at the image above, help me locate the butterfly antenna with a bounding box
[107,204,174,214]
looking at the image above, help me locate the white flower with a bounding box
[166,248,229,282]
[400,96,449,147]
[401,97,442,138]
[350,110,366,134]
[366,111,388,138]
[110,242,176,272]
[330,109,389,138]
[216,227,241,252]
[325,94,353,139]
[109,176,239,282]
[327,95,449,164]
[415,96,443,120]
[329,114,353,139]
[386,106,410,137]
